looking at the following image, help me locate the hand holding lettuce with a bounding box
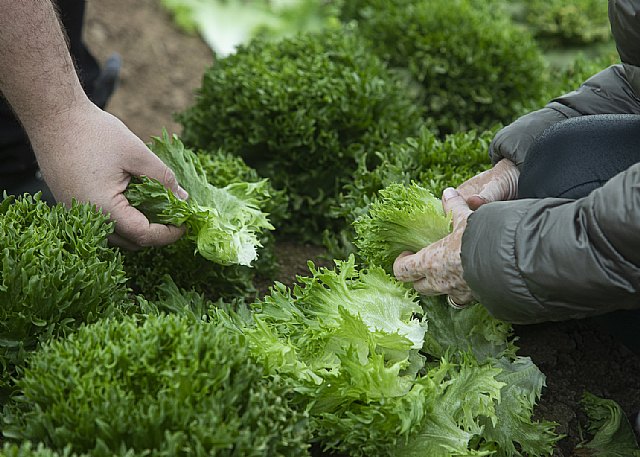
[125,131,274,267]
[354,182,451,273]
[354,182,475,305]
[394,187,475,305]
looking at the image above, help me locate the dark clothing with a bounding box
[0,0,100,179]
[518,114,640,199]
[517,114,640,353]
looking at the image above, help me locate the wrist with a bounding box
[22,86,93,137]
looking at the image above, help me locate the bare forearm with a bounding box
[0,0,90,137]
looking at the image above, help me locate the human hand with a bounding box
[28,100,187,250]
[393,187,475,305]
[456,158,519,210]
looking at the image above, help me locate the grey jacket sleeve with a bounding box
[461,162,640,324]
[490,0,640,168]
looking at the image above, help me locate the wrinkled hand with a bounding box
[393,187,474,305]
[457,158,519,210]
[28,100,187,249]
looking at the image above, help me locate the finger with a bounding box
[473,179,506,206]
[393,252,426,282]
[448,291,476,306]
[108,232,141,251]
[467,194,489,210]
[412,277,443,296]
[127,146,189,200]
[110,198,186,247]
[456,168,492,201]
[442,188,472,228]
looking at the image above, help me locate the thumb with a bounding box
[442,187,471,229]
[473,158,519,203]
[128,147,189,200]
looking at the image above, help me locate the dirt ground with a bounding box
[85,1,640,455]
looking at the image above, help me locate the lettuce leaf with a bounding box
[419,296,517,363]
[126,132,274,266]
[395,358,504,457]
[576,392,640,456]
[478,357,560,456]
[354,182,451,272]
[160,0,338,56]
[231,256,558,456]
[240,256,429,454]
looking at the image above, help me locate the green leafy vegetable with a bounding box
[520,0,611,47]
[226,256,559,455]
[354,182,451,273]
[126,132,274,267]
[238,256,428,455]
[124,238,258,302]
[124,136,282,301]
[576,392,640,456]
[419,296,517,363]
[328,127,493,258]
[160,0,339,56]
[479,357,560,456]
[0,442,88,457]
[0,194,129,391]
[4,314,310,457]
[343,0,547,135]
[178,27,424,239]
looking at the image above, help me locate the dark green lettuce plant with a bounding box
[576,392,640,455]
[3,314,310,457]
[0,194,129,391]
[520,0,611,47]
[0,442,98,457]
[344,0,547,135]
[177,26,425,239]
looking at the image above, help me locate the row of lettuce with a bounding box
[2,136,637,456]
[2,0,638,455]
[160,0,613,56]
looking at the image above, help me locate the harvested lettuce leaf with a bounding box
[419,296,517,363]
[479,357,561,456]
[126,132,274,267]
[354,182,451,273]
[228,255,558,456]
[394,357,504,457]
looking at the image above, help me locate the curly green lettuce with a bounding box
[0,194,129,390]
[354,182,451,273]
[126,132,274,267]
[227,256,558,456]
[3,314,310,457]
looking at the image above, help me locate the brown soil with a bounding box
[85,2,640,455]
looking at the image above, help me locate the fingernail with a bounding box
[176,186,189,201]
[443,187,458,200]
